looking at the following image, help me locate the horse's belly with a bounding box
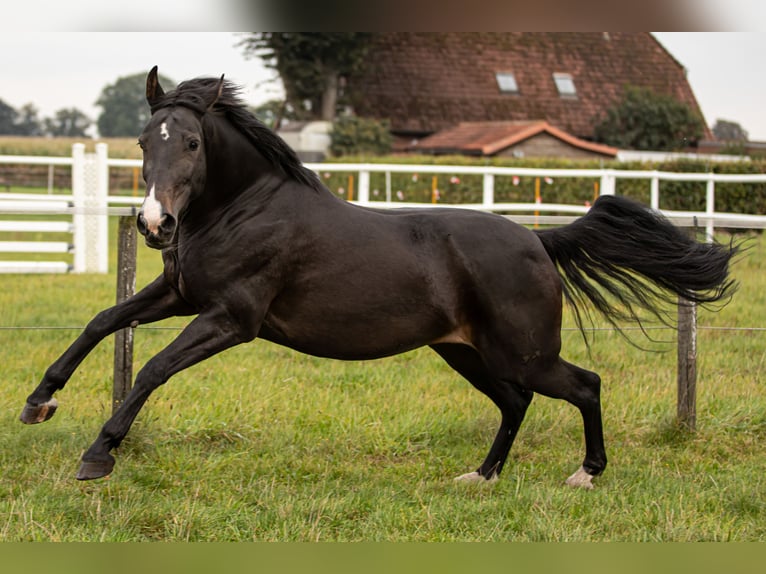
[259,302,455,361]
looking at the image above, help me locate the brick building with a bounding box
[347,33,708,157]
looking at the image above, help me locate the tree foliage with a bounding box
[96,71,174,137]
[0,98,91,136]
[252,99,285,129]
[15,104,44,136]
[240,33,372,122]
[0,98,20,134]
[330,116,392,157]
[712,119,749,142]
[593,85,706,151]
[45,108,92,137]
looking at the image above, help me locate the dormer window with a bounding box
[553,73,577,97]
[496,72,519,94]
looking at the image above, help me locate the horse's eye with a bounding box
[188,140,200,151]
[137,140,146,151]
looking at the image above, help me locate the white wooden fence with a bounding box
[3,145,766,273]
[312,162,766,240]
[0,144,111,273]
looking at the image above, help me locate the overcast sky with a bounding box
[1,32,766,140]
[0,33,278,133]
[653,32,766,140]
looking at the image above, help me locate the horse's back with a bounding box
[418,208,563,335]
[381,206,557,295]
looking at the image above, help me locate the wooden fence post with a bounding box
[113,215,137,414]
[677,297,697,430]
[676,224,698,430]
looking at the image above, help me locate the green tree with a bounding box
[96,71,174,137]
[44,108,92,137]
[712,119,748,142]
[0,99,19,134]
[240,33,372,121]
[252,99,286,129]
[330,116,392,156]
[15,103,43,136]
[593,85,705,151]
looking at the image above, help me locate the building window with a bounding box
[495,72,519,94]
[553,73,577,97]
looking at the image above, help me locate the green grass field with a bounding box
[1,222,765,541]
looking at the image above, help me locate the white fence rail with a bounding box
[305,162,766,239]
[0,143,134,273]
[2,145,766,273]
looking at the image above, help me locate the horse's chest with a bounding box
[166,244,221,306]
[172,259,217,303]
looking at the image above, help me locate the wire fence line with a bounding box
[1,325,765,333]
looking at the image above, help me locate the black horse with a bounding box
[20,68,738,488]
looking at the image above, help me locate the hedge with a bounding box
[322,155,766,215]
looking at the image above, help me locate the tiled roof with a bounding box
[350,33,710,141]
[409,121,618,157]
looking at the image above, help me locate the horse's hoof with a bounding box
[565,466,595,490]
[454,470,498,484]
[76,456,115,481]
[19,399,58,424]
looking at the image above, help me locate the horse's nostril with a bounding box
[136,211,174,242]
[136,212,148,235]
[159,213,177,236]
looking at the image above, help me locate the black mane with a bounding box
[153,77,322,191]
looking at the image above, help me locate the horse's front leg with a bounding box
[76,307,256,480]
[19,275,194,425]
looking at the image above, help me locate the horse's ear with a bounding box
[205,74,225,110]
[146,66,165,108]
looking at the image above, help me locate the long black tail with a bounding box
[535,194,739,340]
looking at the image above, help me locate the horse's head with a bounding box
[136,66,223,249]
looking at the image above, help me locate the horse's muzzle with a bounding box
[136,210,177,249]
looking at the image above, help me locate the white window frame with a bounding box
[553,73,577,97]
[495,72,519,94]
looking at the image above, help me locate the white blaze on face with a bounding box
[142,184,163,233]
[160,122,170,141]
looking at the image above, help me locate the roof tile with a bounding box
[410,121,618,157]
[350,33,710,140]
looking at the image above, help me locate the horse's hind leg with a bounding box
[526,358,606,489]
[431,343,533,482]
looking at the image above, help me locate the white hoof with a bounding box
[454,471,498,484]
[565,466,595,489]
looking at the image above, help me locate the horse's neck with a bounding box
[202,121,280,198]
[183,150,282,230]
